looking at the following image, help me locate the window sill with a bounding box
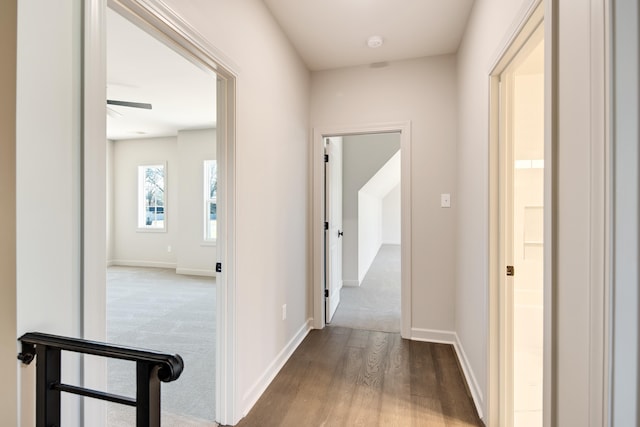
[201,240,217,247]
[136,228,167,233]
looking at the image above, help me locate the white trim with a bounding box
[488,0,544,73]
[410,327,456,344]
[312,121,412,339]
[453,334,485,421]
[110,259,176,269]
[342,280,360,287]
[241,319,312,417]
[543,2,557,426]
[176,268,216,277]
[83,1,108,426]
[108,0,240,77]
[487,2,548,426]
[588,2,610,427]
[410,329,484,421]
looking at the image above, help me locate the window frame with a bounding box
[203,159,217,242]
[137,162,167,232]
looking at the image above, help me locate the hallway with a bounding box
[236,326,482,427]
[331,244,401,333]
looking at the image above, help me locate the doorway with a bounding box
[313,123,412,338]
[324,133,401,332]
[489,4,545,426]
[83,0,237,425]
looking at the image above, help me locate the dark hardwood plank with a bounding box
[380,333,414,426]
[343,331,389,426]
[234,327,483,427]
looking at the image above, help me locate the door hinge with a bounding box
[506,265,514,276]
[216,262,222,273]
[324,221,329,231]
[324,154,329,162]
[324,289,329,298]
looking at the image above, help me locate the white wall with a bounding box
[456,0,610,423]
[357,150,401,282]
[16,0,83,424]
[106,139,115,262]
[111,136,178,267]
[357,191,382,283]
[311,56,458,334]
[382,184,401,245]
[342,133,399,285]
[0,1,17,424]
[456,0,538,416]
[110,129,217,275]
[158,1,311,420]
[176,128,217,276]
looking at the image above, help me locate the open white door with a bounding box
[324,137,343,323]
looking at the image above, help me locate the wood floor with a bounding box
[234,326,483,427]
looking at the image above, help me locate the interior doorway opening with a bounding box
[313,123,412,338]
[104,5,218,425]
[84,0,238,425]
[324,133,402,332]
[489,3,546,426]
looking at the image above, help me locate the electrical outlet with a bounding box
[282,304,287,320]
[440,193,451,208]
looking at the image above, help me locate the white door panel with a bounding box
[325,137,343,323]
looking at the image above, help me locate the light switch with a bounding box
[441,193,451,208]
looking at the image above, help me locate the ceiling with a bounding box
[106,1,475,139]
[262,0,476,71]
[106,8,216,140]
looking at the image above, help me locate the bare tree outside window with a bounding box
[138,164,166,230]
[204,160,217,240]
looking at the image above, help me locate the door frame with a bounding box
[488,0,610,425]
[83,0,239,424]
[312,122,411,338]
[488,1,547,425]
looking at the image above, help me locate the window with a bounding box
[204,160,217,241]
[138,164,166,231]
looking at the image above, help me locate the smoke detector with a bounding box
[367,36,384,49]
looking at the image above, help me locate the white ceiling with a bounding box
[262,0,475,71]
[106,8,216,141]
[106,1,475,139]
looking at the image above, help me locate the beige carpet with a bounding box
[329,244,401,332]
[106,266,217,426]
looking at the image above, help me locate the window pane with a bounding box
[208,201,217,240]
[204,160,217,240]
[208,161,217,199]
[138,164,165,229]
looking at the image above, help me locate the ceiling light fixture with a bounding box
[367,36,384,49]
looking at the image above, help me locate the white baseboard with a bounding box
[109,259,177,269]
[106,259,115,267]
[242,319,313,417]
[453,333,484,421]
[411,328,484,420]
[176,268,216,277]
[343,280,360,287]
[410,327,457,344]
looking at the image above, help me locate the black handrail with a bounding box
[18,332,184,427]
